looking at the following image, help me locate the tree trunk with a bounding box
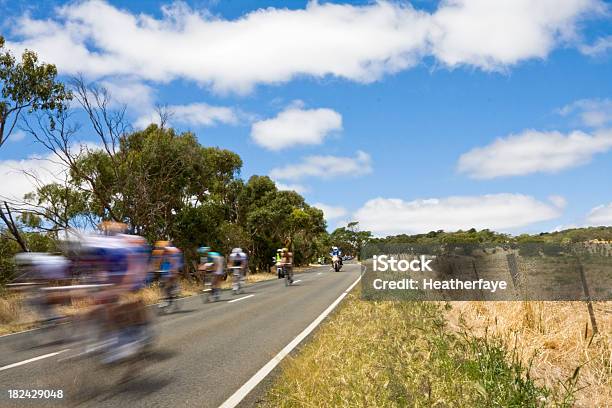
[0,201,29,252]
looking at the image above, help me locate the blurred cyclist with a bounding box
[13,252,70,324]
[198,247,224,301]
[281,247,293,285]
[229,248,247,294]
[154,241,182,311]
[81,222,154,362]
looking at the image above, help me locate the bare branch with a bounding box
[155,104,174,130]
[0,201,29,252]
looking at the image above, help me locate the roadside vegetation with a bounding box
[446,301,611,407]
[262,287,554,407]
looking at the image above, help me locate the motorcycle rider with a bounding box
[330,246,343,266]
[229,248,247,294]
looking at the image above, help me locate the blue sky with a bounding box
[1,0,611,236]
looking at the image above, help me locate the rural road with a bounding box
[0,263,362,407]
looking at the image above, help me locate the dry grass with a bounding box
[445,301,612,407]
[0,292,37,335]
[262,287,549,407]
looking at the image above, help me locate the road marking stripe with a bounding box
[228,294,254,303]
[219,274,362,408]
[0,349,68,372]
[0,327,43,338]
[317,272,322,275]
[292,280,302,284]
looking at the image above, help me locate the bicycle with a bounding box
[283,264,293,286]
[230,266,245,294]
[158,279,181,314]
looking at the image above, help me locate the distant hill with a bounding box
[371,226,612,245]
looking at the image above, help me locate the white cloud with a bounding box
[9,130,27,143]
[313,203,348,221]
[586,203,612,226]
[0,143,103,202]
[251,102,342,150]
[96,78,241,129]
[429,0,602,70]
[274,182,309,194]
[548,195,567,209]
[551,223,580,232]
[135,102,240,129]
[270,150,372,181]
[5,0,603,93]
[0,153,67,201]
[579,35,612,56]
[457,129,612,179]
[100,78,156,109]
[354,193,563,236]
[558,98,612,127]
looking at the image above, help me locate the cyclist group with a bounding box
[12,220,341,367]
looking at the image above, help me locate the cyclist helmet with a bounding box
[198,246,211,254]
[155,240,170,249]
[231,248,242,254]
[99,221,127,235]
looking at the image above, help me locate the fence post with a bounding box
[506,253,522,300]
[506,253,520,287]
[577,260,598,335]
[470,259,485,300]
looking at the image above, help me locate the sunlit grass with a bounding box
[446,301,612,407]
[261,287,554,408]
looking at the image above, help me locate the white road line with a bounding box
[317,272,323,275]
[0,349,68,372]
[0,326,43,338]
[292,280,302,284]
[228,294,254,303]
[219,274,362,408]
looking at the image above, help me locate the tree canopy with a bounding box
[0,36,71,147]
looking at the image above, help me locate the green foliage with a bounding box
[8,124,328,275]
[0,36,71,147]
[374,228,511,246]
[373,226,612,251]
[0,227,56,284]
[329,221,373,259]
[23,183,90,230]
[0,230,19,284]
[238,176,326,271]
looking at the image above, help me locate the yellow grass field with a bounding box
[445,301,612,407]
[261,287,611,407]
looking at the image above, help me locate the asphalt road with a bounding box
[0,263,361,407]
